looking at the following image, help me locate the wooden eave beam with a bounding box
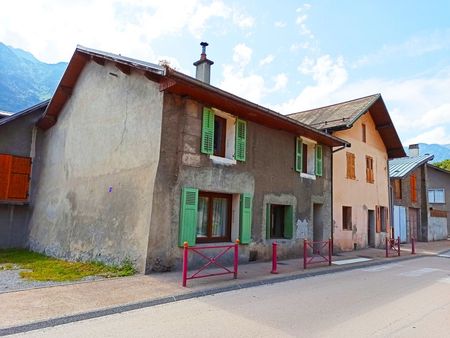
[60,85,73,97]
[92,56,105,66]
[115,63,131,75]
[376,123,392,130]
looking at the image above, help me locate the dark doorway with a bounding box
[368,209,375,247]
[313,203,324,242]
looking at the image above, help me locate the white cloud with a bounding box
[0,0,253,63]
[271,73,288,92]
[404,127,450,145]
[274,21,287,28]
[274,54,348,113]
[259,54,275,66]
[295,4,314,38]
[232,43,252,67]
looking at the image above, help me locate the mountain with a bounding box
[403,143,450,163]
[0,42,67,112]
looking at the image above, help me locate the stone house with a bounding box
[425,163,450,239]
[289,95,405,251]
[388,145,434,242]
[2,45,347,273]
[0,101,48,248]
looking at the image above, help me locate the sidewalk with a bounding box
[1,239,448,335]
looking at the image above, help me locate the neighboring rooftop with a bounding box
[288,94,406,158]
[0,100,49,127]
[0,111,13,119]
[389,154,434,178]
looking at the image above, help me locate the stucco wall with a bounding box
[332,112,390,250]
[0,109,43,248]
[28,61,163,272]
[146,94,333,272]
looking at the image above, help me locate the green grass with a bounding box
[0,249,135,282]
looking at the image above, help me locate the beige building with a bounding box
[290,95,405,251]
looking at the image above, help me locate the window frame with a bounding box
[342,206,352,231]
[213,115,227,157]
[428,188,445,204]
[394,179,402,200]
[196,191,232,243]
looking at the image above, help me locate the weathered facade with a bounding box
[426,164,450,240]
[389,150,434,243]
[289,95,405,251]
[7,45,346,273]
[0,102,48,248]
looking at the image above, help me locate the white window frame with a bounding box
[428,189,445,204]
[209,109,237,165]
[300,137,317,179]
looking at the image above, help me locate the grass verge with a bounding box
[0,249,135,282]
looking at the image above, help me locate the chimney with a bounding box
[193,42,214,84]
[409,144,420,157]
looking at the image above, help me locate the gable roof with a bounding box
[389,154,434,179]
[0,100,49,127]
[36,45,348,148]
[288,94,406,158]
[427,163,450,176]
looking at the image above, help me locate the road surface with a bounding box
[9,256,450,337]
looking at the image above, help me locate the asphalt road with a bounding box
[10,256,450,338]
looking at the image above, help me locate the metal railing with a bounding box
[182,240,239,287]
[303,238,332,269]
[385,236,400,257]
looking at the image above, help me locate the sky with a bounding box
[1,0,450,145]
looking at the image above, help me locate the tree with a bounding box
[434,159,450,171]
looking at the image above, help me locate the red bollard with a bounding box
[182,241,189,287]
[385,237,388,258]
[303,239,307,269]
[328,238,332,266]
[411,237,416,254]
[234,239,239,279]
[397,236,401,256]
[271,242,278,274]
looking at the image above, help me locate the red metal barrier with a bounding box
[182,240,239,287]
[385,236,400,257]
[303,238,332,269]
[411,237,416,254]
[271,242,278,274]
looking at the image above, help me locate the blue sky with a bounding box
[2,0,450,145]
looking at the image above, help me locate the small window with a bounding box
[346,152,356,179]
[380,206,388,232]
[366,156,374,183]
[296,137,320,177]
[410,174,417,203]
[394,179,402,199]
[196,192,232,243]
[267,204,293,239]
[362,123,366,143]
[213,115,226,157]
[428,189,445,203]
[342,206,352,230]
[302,144,308,174]
[0,154,32,201]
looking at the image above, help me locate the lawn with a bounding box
[0,249,135,282]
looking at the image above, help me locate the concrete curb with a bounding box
[0,254,426,336]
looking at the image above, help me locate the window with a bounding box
[179,188,253,246]
[410,174,417,203]
[266,204,293,239]
[362,123,366,143]
[366,156,374,183]
[375,206,389,233]
[0,154,31,201]
[346,152,356,179]
[394,179,402,199]
[201,107,247,163]
[196,192,232,243]
[342,206,352,230]
[295,137,323,177]
[428,189,445,203]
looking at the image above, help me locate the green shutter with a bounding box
[295,137,303,172]
[178,188,198,246]
[239,193,252,244]
[266,204,271,239]
[283,205,294,239]
[235,119,247,162]
[201,108,214,154]
[315,144,323,176]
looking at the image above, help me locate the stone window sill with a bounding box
[300,173,316,180]
[209,155,237,166]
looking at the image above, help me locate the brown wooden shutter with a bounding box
[0,154,31,201]
[410,174,417,202]
[375,205,381,233]
[385,207,390,235]
[346,152,355,179]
